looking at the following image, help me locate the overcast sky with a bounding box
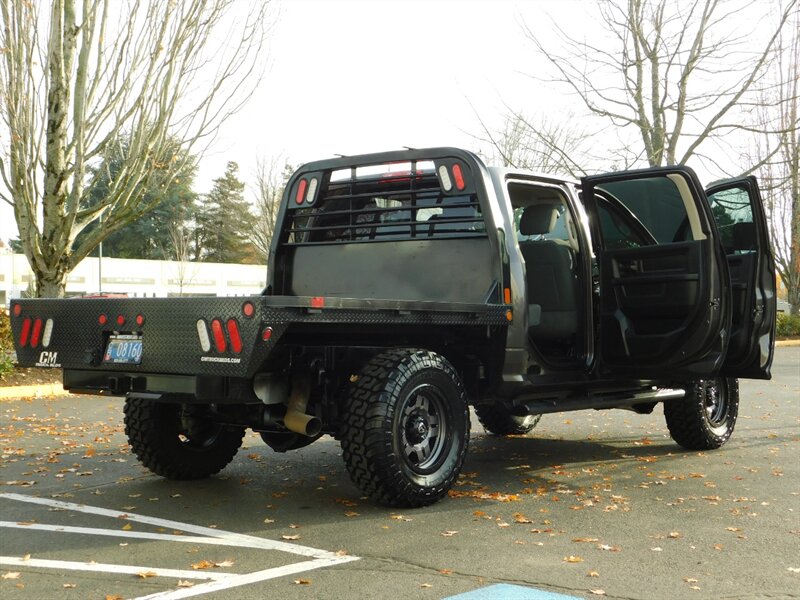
[196,0,548,189]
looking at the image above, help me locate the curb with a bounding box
[775,339,800,347]
[0,383,65,401]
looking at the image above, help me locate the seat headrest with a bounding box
[520,205,560,236]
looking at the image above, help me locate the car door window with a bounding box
[595,176,702,248]
[706,186,755,254]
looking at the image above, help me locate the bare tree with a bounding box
[749,9,800,313]
[475,110,590,178]
[0,0,270,296]
[168,221,196,297]
[251,157,292,263]
[521,0,797,169]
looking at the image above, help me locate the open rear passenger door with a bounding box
[582,167,731,379]
[705,176,776,378]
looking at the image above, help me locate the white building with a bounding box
[0,253,267,304]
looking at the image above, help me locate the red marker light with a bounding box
[98,314,108,325]
[210,319,227,352]
[242,301,255,318]
[135,314,145,327]
[116,315,126,327]
[262,327,273,341]
[12,304,21,317]
[310,297,325,309]
[295,179,308,204]
[226,319,243,354]
[452,163,466,191]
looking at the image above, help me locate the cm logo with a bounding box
[37,351,60,367]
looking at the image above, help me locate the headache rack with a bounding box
[282,158,487,246]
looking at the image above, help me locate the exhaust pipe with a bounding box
[283,375,322,437]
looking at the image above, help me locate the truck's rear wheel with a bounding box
[341,349,470,507]
[124,399,245,480]
[475,404,540,436]
[664,378,738,450]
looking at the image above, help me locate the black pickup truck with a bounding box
[10,147,776,507]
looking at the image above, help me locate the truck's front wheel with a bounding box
[664,378,739,450]
[124,399,245,480]
[341,349,470,507]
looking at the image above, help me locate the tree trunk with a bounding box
[33,263,69,298]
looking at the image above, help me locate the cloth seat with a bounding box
[518,204,578,340]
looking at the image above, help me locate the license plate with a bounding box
[104,334,143,365]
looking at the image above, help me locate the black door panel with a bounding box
[705,177,776,378]
[582,167,730,379]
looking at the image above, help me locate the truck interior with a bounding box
[507,182,585,367]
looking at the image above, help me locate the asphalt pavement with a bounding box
[1,347,798,600]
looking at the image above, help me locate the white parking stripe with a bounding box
[0,492,360,600]
[0,521,267,548]
[0,492,335,558]
[0,556,233,581]
[133,556,360,600]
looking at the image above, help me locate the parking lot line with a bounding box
[0,556,232,581]
[0,492,360,600]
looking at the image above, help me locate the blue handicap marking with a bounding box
[445,583,584,600]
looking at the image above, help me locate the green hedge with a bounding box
[0,310,14,379]
[777,312,800,337]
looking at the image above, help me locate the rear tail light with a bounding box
[452,163,466,191]
[226,319,243,354]
[116,315,126,327]
[196,320,211,352]
[438,165,453,191]
[295,179,308,205]
[19,318,31,347]
[210,319,226,353]
[30,318,43,348]
[135,314,145,327]
[262,327,273,341]
[42,319,54,348]
[98,314,108,325]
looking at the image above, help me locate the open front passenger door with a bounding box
[582,167,730,379]
[705,176,776,378]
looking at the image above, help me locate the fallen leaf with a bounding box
[441,530,459,537]
[294,579,311,585]
[564,556,584,563]
[1,572,21,580]
[263,518,275,524]
[191,560,215,570]
[513,512,533,524]
[177,580,194,587]
[590,590,606,596]
[122,523,132,531]
[281,534,301,540]
[106,596,124,600]
[787,567,800,573]
[344,511,360,518]
[390,514,412,522]
[63,584,76,589]
[668,531,681,539]
[136,570,158,579]
[215,559,234,567]
[420,583,432,588]
[573,537,599,543]
[597,544,622,552]
[684,578,699,583]
[21,554,30,561]
[439,569,453,575]
[587,571,600,578]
